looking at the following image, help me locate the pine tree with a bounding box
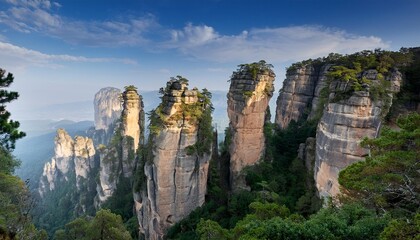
[0,69,25,151]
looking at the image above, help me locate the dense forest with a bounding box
[1,48,419,240]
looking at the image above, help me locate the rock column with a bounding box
[227,62,275,190]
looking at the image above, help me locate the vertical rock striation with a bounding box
[73,136,96,189]
[94,87,122,131]
[227,62,275,190]
[136,78,212,240]
[275,60,402,199]
[91,87,122,145]
[314,69,402,198]
[96,86,144,205]
[275,64,332,129]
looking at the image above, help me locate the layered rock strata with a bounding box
[227,63,275,190]
[136,79,212,240]
[275,64,332,129]
[315,69,401,198]
[275,62,402,198]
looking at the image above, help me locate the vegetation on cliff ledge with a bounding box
[233,60,274,80]
[147,76,214,156]
[286,49,413,109]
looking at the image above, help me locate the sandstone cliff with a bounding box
[275,64,331,129]
[315,69,401,198]
[227,61,275,190]
[135,77,213,240]
[96,86,144,205]
[39,129,95,198]
[275,58,402,199]
[94,87,122,132]
[90,87,122,146]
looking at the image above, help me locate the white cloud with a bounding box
[0,1,390,66]
[170,23,219,46]
[0,41,137,70]
[5,0,56,9]
[166,24,389,64]
[0,0,158,46]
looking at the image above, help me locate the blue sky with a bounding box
[1,0,419,120]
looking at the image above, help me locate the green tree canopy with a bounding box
[339,113,420,216]
[0,68,45,239]
[54,209,132,240]
[0,69,25,151]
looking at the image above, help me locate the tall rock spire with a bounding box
[94,87,122,132]
[227,61,275,190]
[95,86,144,205]
[135,77,213,240]
[91,87,122,146]
[121,86,142,151]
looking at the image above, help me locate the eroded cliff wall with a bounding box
[275,64,332,129]
[39,129,95,201]
[90,87,122,146]
[227,62,275,190]
[315,69,401,198]
[94,87,122,131]
[275,60,401,199]
[135,78,212,240]
[96,87,144,205]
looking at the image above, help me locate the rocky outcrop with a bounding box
[96,86,144,205]
[275,64,332,129]
[95,147,118,204]
[298,137,316,173]
[90,87,122,146]
[227,62,275,190]
[315,69,402,198]
[73,136,96,188]
[39,129,95,196]
[136,78,212,240]
[276,61,402,199]
[94,87,122,131]
[121,87,142,151]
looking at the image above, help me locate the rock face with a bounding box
[91,87,122,146]
[73,136,96,188]
[315,69,402,198]
[94,87,122,131]
[298,137,316,173]
[96,87,144,205]
[136,79,212,240]
[275,62,402,199]
[275,64,332,129]
[39,129,95,197]
[227,63,275,190]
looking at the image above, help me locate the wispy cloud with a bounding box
[165,24,389,63]
[0,41,137,69]
[0,1,389,65]
[0,0,159,46]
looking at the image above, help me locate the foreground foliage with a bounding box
[0,68,46,239]
[340,113,419,216]
[197,203,389,240]
[54,209,132,240]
